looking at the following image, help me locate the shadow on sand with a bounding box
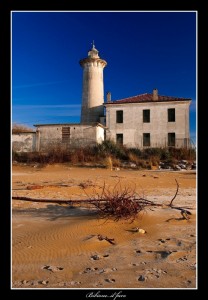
[12,204,98,221]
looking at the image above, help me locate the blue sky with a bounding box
[12,11,197,143]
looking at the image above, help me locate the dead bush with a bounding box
[85,181,145,222]
[128,152,140,164]
[104,156,113,170]
[12,123,34,133]
[111,157,121,168]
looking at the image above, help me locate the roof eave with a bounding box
[104,99,191,105]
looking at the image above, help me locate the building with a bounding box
[33,123,105,151]
[105,89,191,148]
[12,44,191,152]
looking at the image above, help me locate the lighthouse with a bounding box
[79,43,107,124]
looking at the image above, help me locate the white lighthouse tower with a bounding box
[79,43,107,124]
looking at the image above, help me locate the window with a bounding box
[168,133,175,147]
[168,108,175,122]
[116,110,123,123]
[143,109,150,123]
[143,133,150,147]
[62,127,70,143]
[116,134,123,145]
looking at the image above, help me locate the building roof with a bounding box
[12,131,35,134]
[105,93,191,105]
[34,123,80,127]
[33,122,105,128]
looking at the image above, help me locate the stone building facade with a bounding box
[105,89,191,148]
[12,132,36,152]
[34,123,104,151]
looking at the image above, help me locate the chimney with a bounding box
[107,91,111,102]
[152,88,158,101]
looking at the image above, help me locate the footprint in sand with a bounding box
[90,254,101,260]
[81,267,117,274]
[129,263,140,267]
[70,281,81,286]
[139,268,167,281]
[189,263,196,270]
[138,275,146,281]
[93,282,103,287]
[176,256,188,262]
[39,280,49,285]
[103,267,117,273]
[81,267,98,274]
[146,250,173,259]
[18,279,50,286]
[158,238,166,244]
[90,254,109,260]
[155,250,172,259]
[42,265,64,272]
[135,249,142,255]
[105,278,115,283]
[21,280,30,285]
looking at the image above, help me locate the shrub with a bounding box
[94,140,127,160]
[128,148,142,157]
[128,152,140,164]
[104,156,113,169]
[142,147,161,158]
[111,157,121,168]
[12,139,196,168]
[160,148,171,160]
[149,155,160,166]
[12,123,34,133]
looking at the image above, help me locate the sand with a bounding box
[12,164,196,289]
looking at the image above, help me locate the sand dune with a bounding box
[12,164,196,289]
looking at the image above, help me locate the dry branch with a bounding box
[97,234,115,245]
[12,196,106,205]
[169,179,179,207]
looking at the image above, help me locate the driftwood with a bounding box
[12,196,106,205]
[97,234,115,245]
[12,179,193,221]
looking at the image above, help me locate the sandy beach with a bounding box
[12,164,196,289]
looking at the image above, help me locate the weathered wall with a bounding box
[12,133,36,152]
[96,126,105,144]
[105,101,190,148]
[35,124,104,150]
